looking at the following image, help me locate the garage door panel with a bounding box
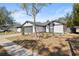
[54,25,64,33]
[24,26,33,33]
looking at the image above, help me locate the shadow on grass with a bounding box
[13,40,38,49]
[13,40,69,56]
[0,46,11,56]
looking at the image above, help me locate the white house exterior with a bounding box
[17,28,21,32]
[22,21,46,34]
[46,21,65,34]
[53,22,64,33]
[22,21,66,34]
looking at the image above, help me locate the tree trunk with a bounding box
[22,27,25,35]
[52,23,54,35]
[33,16,37,38]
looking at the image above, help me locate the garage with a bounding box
[54,25,64,33]
[24,26,33,33]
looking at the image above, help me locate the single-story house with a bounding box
[0,24,12,32]
[0,23,22,32]
[21,20,67,34]
[9,26,21,32]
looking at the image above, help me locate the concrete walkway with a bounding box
[0,34,38,56]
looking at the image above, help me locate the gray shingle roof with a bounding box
[22,20,66,27]
[22,21,48,26]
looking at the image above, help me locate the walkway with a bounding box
[0,34,38,56]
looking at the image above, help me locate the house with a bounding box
[0,22,21,32]
[46,20,66,34]
[9,22,22,32]
[21,21,46,34]
[0,24,12,32]
[22,20,66,34]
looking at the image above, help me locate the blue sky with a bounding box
[0,3,73,24]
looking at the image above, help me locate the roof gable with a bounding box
[22,20,66,27]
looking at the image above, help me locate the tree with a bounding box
[65,13,74,27]
[73,3,79,26]
[20,3,48,36]
[0,7,14,25]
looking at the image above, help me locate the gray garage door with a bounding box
[24,26,33,33]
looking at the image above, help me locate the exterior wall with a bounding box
[36,26,46,32]
[54,22,64,33]
[23,22,46,33]
[9,27,17,32]
[23,22,33,33]
[22,21,65,34]
[46,25,50,32]
[54,25,64,33]
[46,22,64,34]
[50,23,54,33]
[17,28,21,32]
[24,26,33,33]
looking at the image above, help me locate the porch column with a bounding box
[33,25,35,33]
[46,25,50,32]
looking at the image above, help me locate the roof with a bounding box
[43,20,66,25]
[22,21,47,27]
[22,20,66,27]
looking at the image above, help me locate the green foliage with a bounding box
[57,3,79,27]
[65,13,74,27]
[73,3,79,26]
[0,7,13,25]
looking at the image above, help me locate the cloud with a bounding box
[11,7,72,23]
[11,10,32,24]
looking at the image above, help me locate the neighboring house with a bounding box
[10,23,21,32]
[9,26,21,32]
[22,20,66,34]
[0,22,21,32]
[0,24,11,32]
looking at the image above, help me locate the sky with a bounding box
[0,3,73,24]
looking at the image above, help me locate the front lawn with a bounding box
[0,32,20,35]
[7,33,79,56]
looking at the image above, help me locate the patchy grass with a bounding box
[0,32,20,35]
[0,46,10,56]
[7,33,79,56]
